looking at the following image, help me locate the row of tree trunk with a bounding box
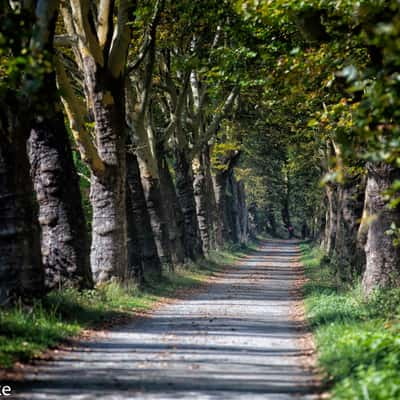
[0,1,252,306]
[319,162,400,296]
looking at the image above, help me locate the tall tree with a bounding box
[28,0,92,290]
[58,0,137,283]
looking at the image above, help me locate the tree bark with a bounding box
[324,183,338,256]
[60,0,137,284]
[193,146,217,254]
[126,182,143,283]
[174,148,204,259]
[157,151,186,265]
[126,151,162,279]
[237,180,249,244]
[226,171,241,243]
[213,169,230,245]
[0,103,43,305]
[357,174,369,275]
[203,149,219,249]
[362,163,400,296]
[334,175,365,282]
[85,64,128,283]
[139,169,172,268]
[129,112,172,269]
[28,96,92,290]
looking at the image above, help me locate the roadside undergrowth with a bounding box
[0,243,256,369]
[301,243,400,400]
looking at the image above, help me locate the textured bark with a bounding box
[28,102,92,290]
[0,104,43,305]
[323,183,338,256]
[126,184,143,283]
[174,148,203,259]
[356,174,370,274]
[90,168,127,283]
[203,150,219,249]
[85,61,128,283]
[237,180,249,244]
[226,171,241,243]
[157,152,186,265]
[193,159,211,253]
[28,0,92,290]
[140,173,172,268]
[126,151,162,279]
[334,176,365,282]
[362,163,400,296]
[0,0,62,302]
[213,170,230,246]
[193,147,217,254]
[129,113,172,269]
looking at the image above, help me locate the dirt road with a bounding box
[14,240,318,399]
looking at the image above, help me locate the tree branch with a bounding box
[206,86,239,139]
[97,0,114,50]
[69,0,104,66]
[127,0,164,73]
[55,56,105,174]
[108,0,137,77]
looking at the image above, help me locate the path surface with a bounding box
[14,240,318,400]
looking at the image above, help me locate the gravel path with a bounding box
[14,240,318,400]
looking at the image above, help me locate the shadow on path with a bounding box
[13,240,319,400]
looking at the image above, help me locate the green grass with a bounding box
[301,243,400,400]
[0,246,248,369]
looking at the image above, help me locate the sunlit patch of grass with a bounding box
[300,243,400,400]
[0,242,252,369]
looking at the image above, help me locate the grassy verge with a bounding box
[0,244,255,369]
[300,243,400,400]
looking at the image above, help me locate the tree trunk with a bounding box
[248,203,258,239]
[28,98,92,290]
[0,105,43,304]
[324,183,338,256]
[202,148,219,250]
[213,169,230,246]
[266,206,278,237]
[130,117,173,270]
[126,151,162,279]
[157,151,186,265]
[139,173,172,268]
[226,171,241,243]
[85,65,128,283]
[237,180,248,244]
[334,176,365,282]
[174,148,204,259]
[126,183,143,283]
[193,147,217,254]
[362,163,400,296]
[357,174,369,275]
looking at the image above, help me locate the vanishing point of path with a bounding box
[14,240,319,399]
